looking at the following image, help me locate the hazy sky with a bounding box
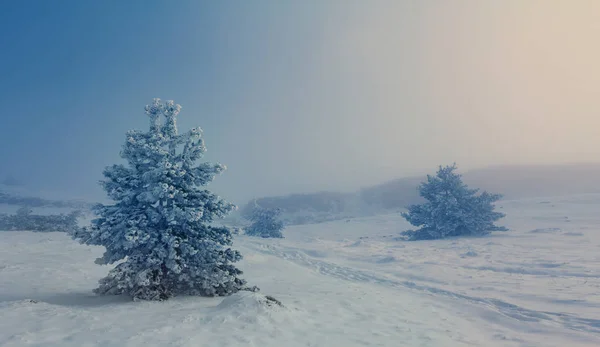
[1,0,599,204]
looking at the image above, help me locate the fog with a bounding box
[1,1,599,204]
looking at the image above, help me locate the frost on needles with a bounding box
[72,98,251,301]
[401,164,507,241]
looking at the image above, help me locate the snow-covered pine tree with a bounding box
[245,203,284,238]
[72,98,251,300]
[401,164,506,240]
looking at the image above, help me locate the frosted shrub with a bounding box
[245,206,284,238]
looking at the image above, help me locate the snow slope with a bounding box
[1,194,599,346]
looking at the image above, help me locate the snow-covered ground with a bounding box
[1,194,599,346]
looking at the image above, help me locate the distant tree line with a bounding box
[0,191,92,209]
[240,191,353,217]
[0,207,82,233]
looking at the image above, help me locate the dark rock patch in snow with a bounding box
[535,262,564,268]
[303,249,328,258]
[217,291,284,312]
[529,227,562,234]
[461,250,478,258]
[375,256,397,264]
[564,232,584,237]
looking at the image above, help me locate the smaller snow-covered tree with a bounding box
[401,164,506,240]
[245,205,284,238]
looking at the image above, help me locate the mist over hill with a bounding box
[240,163,600,225]
[0,183,94,210]
[4,163,600,225]
[463,163,600,199]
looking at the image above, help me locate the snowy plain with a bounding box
[1,194,599,347]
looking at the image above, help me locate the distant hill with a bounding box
[0,183,94,210]
[359,176,423,210]
[1,175,24,187]
[363,163,600,207]
[238,191,366,225]
[242,163,600,225]
[463,163,600,199]
[4,163,599,225]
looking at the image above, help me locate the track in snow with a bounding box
[243,240,600,337]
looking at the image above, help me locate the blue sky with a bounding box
[0,0,337,202]
[1,1,599,204]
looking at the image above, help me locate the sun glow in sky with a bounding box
[1,0,599,203]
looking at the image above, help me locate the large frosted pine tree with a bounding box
[73,98,249,300]
[401,164,506,240]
